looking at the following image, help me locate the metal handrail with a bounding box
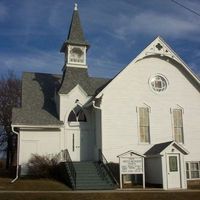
[98,149,119,186]
[62,149,76,189]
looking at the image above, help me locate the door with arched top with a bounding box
[65,107,93,161]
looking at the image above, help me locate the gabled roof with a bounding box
[12,108,63,126]
[12,71,109,126]
[144,141,189,156]
[58,68,110,95]
[144,141,173,155]
[134,36,200,84]
[12,72,63,126]
[117,150,145,158]
[95,36,200,98]
[60,4,89,52]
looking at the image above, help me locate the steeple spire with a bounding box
[60,3,89,52]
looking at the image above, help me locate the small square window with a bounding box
[186,162,200,179]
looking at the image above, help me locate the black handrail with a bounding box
[98,149,119,186]
[62,149,76,189]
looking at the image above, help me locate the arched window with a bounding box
[77,110,87,122]
[68,111,76,122]
[68,107,87,122]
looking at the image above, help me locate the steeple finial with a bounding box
[74,3,78,11]
[60,3,89,53]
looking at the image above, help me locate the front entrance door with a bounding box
[66,129,92,161]
[70,130,80,161]
[167,154,181,189]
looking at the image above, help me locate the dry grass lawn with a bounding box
[0,192,200,200]
[0,177,70,191]
[0,177,200,200]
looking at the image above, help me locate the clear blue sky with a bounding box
[0,0,199,78]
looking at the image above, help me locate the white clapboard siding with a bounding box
[100,56,200,162]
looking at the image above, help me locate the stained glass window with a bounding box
[150,75,168,92]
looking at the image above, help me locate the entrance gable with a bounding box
[65,84,89,98]
[60,84,91,122]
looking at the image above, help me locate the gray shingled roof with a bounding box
[58,68,110,95]
[12,72,62,126]
[12,108,63,126]
[60,9,89,52]
[144,141,173,156]
[12,71,110,126]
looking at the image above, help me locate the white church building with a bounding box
[12,4,200,190]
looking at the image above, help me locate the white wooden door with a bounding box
[167,154,181,189]
[67,130,80,161]
[66,129,92,161]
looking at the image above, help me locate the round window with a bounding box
[150,75,168,92]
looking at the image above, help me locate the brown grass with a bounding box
[0,177,70,191]
[0,177,200,200]
[0,192,200,200]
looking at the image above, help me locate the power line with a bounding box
[171,0,200,17]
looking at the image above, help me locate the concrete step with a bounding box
[64,161,116,190]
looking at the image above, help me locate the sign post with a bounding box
[118,150,145,189]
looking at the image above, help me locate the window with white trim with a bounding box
[186,162,200,179]
[172,109,184,143]
[138,107,150,143]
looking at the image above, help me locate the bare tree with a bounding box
[0,127,7,162]
[0,127,7,148]
[0,71,21,169]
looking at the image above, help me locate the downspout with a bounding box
[92,100,102,160]
[92,101,101,110]
[11,126,20,183]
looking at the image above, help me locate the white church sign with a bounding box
[118,150,145,189]
[120,157,143,174]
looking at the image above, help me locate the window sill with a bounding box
[187,178,200,180]
[139,142,151,145]
[68,122,88,127]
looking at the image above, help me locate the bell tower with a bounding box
[60,3,89,69]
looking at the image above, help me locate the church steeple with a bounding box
[61,3,89,69]
[61,3,89,51]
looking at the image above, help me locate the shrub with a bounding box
[27,154,60,178]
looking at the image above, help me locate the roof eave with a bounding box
[60,41,90,53]
[12,124,63,128]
